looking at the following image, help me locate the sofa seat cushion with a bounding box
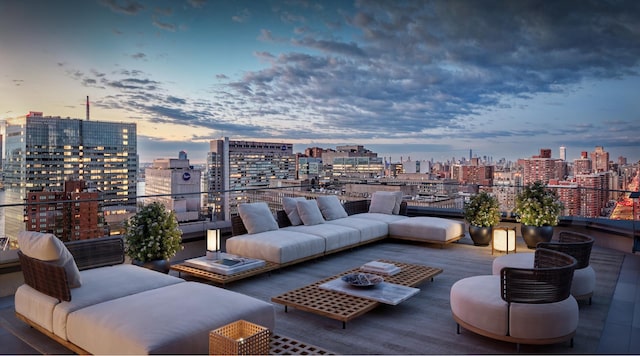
[509,296,579,340]
[65,282,275,355]
[226,230,326,264]
[388,217,464,243]
[450,275,508,336]
[324,216,389,243]
[283,224,360,252]
[52,264,185,340]
[350,212,409,224]
[14,284,60,333]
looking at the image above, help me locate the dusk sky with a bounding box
[1,0,639,164]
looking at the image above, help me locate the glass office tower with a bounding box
[2,112,137,239]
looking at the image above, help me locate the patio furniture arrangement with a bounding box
[491,231,595,303]
[14,232,275,355]
[450,248,579,350]
[272,259,442,328]
[226,193,465,266]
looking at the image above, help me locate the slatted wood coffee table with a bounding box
[171,260,280,286]
[271,260,443,328]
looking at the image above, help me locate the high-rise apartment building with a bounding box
[576,172,610,217]
[522,149,564,185]
[2,112,137,239]
[207,138,295,220]
[591,146,610,173]
[25,180,104,241]
[559,146,566,161]
[145,155,201,222]
[574,151,592,175]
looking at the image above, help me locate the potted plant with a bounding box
[124,201,183,273]
[514,181,564,249]
[463,191,501,246]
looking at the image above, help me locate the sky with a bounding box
[1,0,639,164]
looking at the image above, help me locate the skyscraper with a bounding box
[206,138,295,220]
[559,146,566,161]
[591,146,610,173]
[2,112,137,238]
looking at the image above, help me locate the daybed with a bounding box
[226,192,465,265]
[15,232,275,355]
[450,247,579,350]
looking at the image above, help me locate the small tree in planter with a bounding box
[514,181,564,248]
[124,202,183,273]
[463,191,501,246]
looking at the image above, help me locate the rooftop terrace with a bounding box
[1,222,639,354]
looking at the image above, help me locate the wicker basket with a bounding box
[209,320,270,355]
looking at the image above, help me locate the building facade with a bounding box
[2,112,137,239]
[145,156,201,222]
[206,138,295,220]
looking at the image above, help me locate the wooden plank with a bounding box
[171,261,280,285]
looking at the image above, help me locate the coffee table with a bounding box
[171,259,280,286]
[271,260,443,328]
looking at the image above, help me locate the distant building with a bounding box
[522,148,564,185]
[559,146,566,161]
[145,155,201,222]
[576,172,610,217]
[591,146,610,173]
[573,151,592,175]
[24,180,104,241]
[207,138,295,220]
[3,112,137,239]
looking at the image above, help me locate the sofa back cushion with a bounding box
[238,202,279,234]
[17,231,82,288]
[296,199,326,226]
[282,197,307,226]
[317,195,348,221]
[368,191,403,215]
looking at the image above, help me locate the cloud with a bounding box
[232,8,251,23]
[152,15,177,32]
[100,0,144,15]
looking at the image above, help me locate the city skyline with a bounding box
[1,0,639,164]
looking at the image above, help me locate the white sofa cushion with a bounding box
[388,217,464,242]
[350,212,409,224]
[316,195,348,221]
[369,191,403,215]
[52,264,184,340]
[282,197,306,226]
[17,231,82,288]
[283,224,360,252]
[509,296,579,339]
[450,275,508,336]
[66,282,275,355]
[226,230,326,264]
[14,284,59,333]
[325,216,389,243]
[238,202,279,234]
[297,199,325,226]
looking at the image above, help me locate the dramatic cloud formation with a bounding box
[1,0,639,163]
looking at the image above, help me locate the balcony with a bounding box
[0,185,639,354]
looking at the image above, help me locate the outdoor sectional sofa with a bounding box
[226,192,465,265]
[14,231,275,355]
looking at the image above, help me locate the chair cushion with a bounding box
[316,195,348,221]
[238,202,279,234]
[572,265,596,298]
[450,275,508,336]
[282,197,306,226]
[509,296,579,339]
[296,199,325,226]
[388,217,464,242]
[17,231,82,288]
[491,253,534,275]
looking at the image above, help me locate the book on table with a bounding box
[360,261,401,275]
[183,253,265,275]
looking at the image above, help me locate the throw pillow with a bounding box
[296,199,326,226]
[238,202,279,234]
[17,231,82,288]
[368,191,402,215]
[317,195,348,221]
[282,197,307,226]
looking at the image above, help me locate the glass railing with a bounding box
[1,182,638,266]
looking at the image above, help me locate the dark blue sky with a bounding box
[1,0,639,163]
